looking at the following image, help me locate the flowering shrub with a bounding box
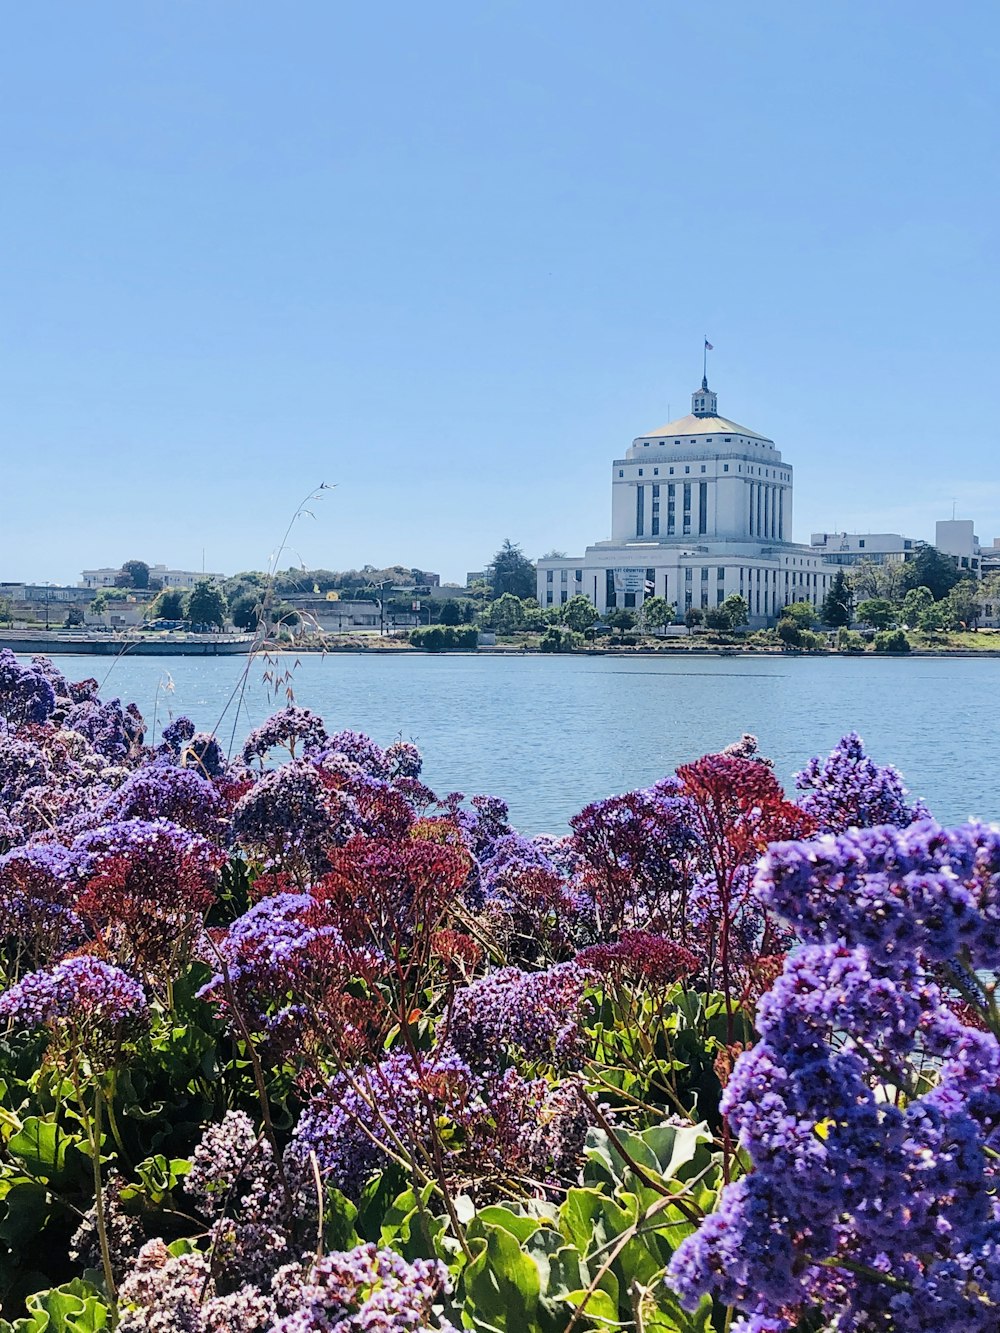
[8,649,986,1332]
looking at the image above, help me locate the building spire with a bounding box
[692,338,718,416]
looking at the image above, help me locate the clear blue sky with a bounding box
[2,2,997,585]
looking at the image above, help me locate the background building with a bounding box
[80,564,225,590]
[536,375,832,624]
[809,532,921,566]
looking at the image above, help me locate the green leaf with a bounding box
[462,1221,542,1330]
[566,1287,618,1326]
[0,1278,109,1332]
[0,1180,51,1247]
[7,1119,78,1184]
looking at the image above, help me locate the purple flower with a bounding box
[64,697,145,762]
[0,649,56,727]
[242,708,328,766]
[271,1244,456,1332]
[0,957,148,1063]
[446,962,592,1067]
[385,738,423,779]
[97,762,228,838]
[795,732,928,832]
[161,716,195,753]
[232,760,356,879]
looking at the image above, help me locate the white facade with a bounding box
[935,520,982,576]
[537,377,833,625]
[810,532,921,566]
[80,564,225,590]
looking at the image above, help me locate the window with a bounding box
[669,466,675,475]
[717,588,725,605]
[644,442,649,448]
[546,590,553,604]
[652,517,659,535]
[575,569,582,582]
[859,539,865,549]
[652,484,660,498]
[638,468,644,476]
[717,566,725,580]
[560,590,568,604]
[618,469,623,478]
[701,567,709,581]
[700,465,707,473]
[653,467,659,476]
[605,570,616,609]
[560,569,567,581]
[546,570,553,583]
[684,465,691,474]
[685,568,693,582]
[724,437,732,443]
[682,483,692,535]
[636,485,645,537]
[723,463,729,472]
[698,482,708,535]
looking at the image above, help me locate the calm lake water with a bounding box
[20,652,999,834]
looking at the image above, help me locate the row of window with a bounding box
[620,464,790,481]
[545,568,584,583]
[601,564,828,610]
[637,482,708,538]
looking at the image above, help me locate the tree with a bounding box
[820,570,853,628]
[720,594,749,630]
[187,580,227,629]
[704,606,731,631]
[116,559,151,590]
[941,578,981,630]
[901,546,961,601]
[0,595,12,626]
[900,586,934,628]
[849,559,906,605]
[607,607,636,638]
[639,596,675,634]
[230,593,263,631]
[855,598,896,631]
[483,593,526,636]
[438,599,464,626]
[487,540,536,600]
[781,601,817,629]
[683,606,705,630]
[777,617,802,648]
[561,595,599,634]
[151,589,186,620]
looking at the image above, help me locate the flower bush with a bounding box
[0,649,992,1332]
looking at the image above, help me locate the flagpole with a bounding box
[703,337,707,382]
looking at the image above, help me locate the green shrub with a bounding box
[539,626,582,653]
[409,625,478,651]
[874,628,911,655]
[837,628,865,653]
[798,629,826,651]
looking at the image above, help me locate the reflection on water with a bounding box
[23,652,1000,835]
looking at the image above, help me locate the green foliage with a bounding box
[900,585,934,628]
[682,607,704,630]
[855,598,896,630]
[780,600,817,629]
[482,593,528,636]
[901,545,962,601]
[776,617,802,648]
[149,588,186,621]
[720,594,749,629]
[487,540,537,600]
[186,580,226,629]
[941,578,981,630]
[115,560,150,590]
[539,626,582,653]
[820,570,852,627]
[837,627,865,653]
[798,629,826,651]
[639,597,675,633]
[0,1279,109,1332]
[229,592,262,631]
[559,596,599,634]
[409,625,478,651]
[437,599,464,626]
[874,628,911,654]
[607,608,637,637]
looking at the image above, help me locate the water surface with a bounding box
[24,652,998,834]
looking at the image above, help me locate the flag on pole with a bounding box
[704,339,714,351]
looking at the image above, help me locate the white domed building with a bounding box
[536,375,832,624]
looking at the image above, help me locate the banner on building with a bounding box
[611,567,647,595]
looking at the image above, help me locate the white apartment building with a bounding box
[934,520,982,576]
[810,532,921,566]
[80,564,225,590]
[536,375,833,625]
